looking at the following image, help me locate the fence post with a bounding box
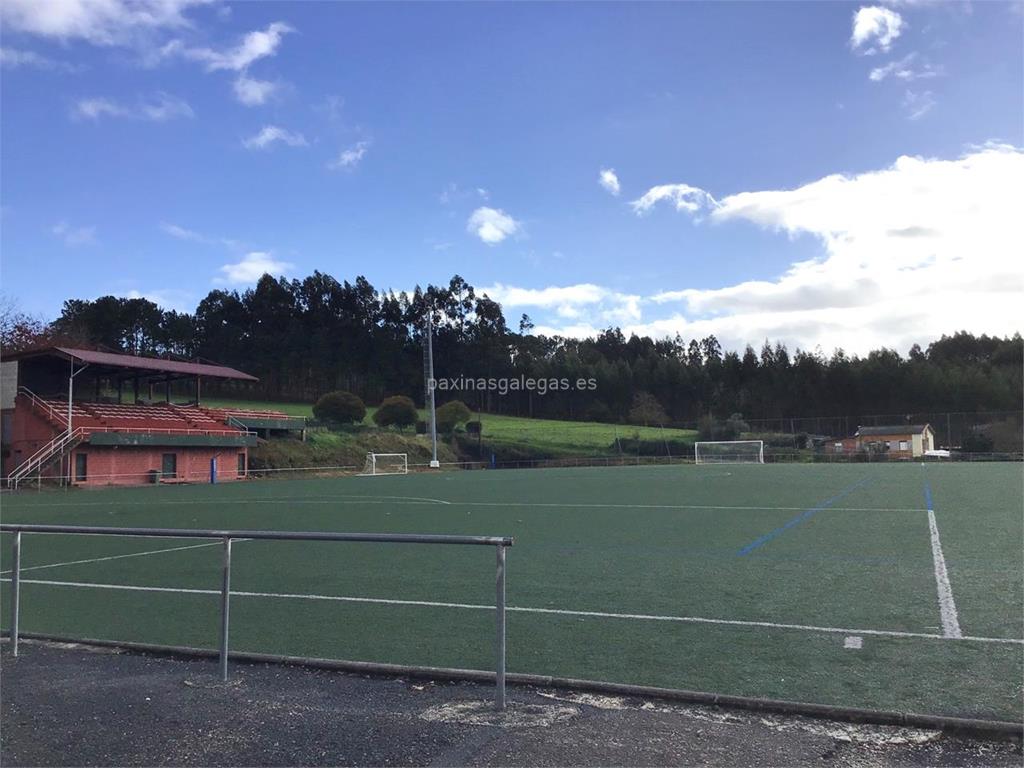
[495,544,506,710]
[219,537,232,681]
[10,532,21,657]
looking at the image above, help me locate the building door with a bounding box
[74,453,87,482]
[237,452,246,476]
[161,453,177,478]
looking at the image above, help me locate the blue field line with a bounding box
[737,477,872,556]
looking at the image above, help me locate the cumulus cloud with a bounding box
[328,140,370,170]
[161,21,292,71]
[482,283,642,330]
[851,6,905,54]
[242,125,307,150]
[214,252,294,285]
[868,53,941,82]
[0,0,205,46]
[630,184,716,215]
[233,74,279,106]
[72,92,193,121]
[467,207,521,245]
[52,221,96,246]
[616,144,1024,354]
[599,168,621,196]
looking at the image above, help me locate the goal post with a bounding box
[694,440,764,465]
[361,453,409,476]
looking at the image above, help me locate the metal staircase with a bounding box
[8,387,81,489]
[8,427,85,489]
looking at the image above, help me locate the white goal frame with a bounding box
[694,440,764,465]
[361,452,409,476]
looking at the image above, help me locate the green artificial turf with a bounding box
[1,462,1021,721]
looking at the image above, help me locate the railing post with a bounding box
[495,543,506,710]
[219,537,232,681]
[10,532,21,656]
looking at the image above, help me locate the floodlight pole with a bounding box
[426,310,439,468]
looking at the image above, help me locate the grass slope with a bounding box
[203,398,697,458]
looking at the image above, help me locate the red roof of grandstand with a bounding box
[2,347,258,382]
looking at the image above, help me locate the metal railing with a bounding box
[17,386,68,426]
[7,428,86,490]
[0,524,514,708]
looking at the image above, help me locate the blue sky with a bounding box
[2,1,1022,354]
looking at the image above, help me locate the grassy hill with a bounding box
[203,398,697,461]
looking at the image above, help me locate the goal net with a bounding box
[361,453,409,476]
[694,440,764,464]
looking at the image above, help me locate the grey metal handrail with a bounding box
[1,524,513,708]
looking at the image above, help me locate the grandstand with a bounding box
[0,347,304,487]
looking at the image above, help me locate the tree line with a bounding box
[3,272,1021,431]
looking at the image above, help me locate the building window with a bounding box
[237,452,246,475]
[74,453,87,482]
[833,443,843,453]
[899,441,909,451]
[161,453,177,478]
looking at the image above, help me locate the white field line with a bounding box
[3,576,1020,646]
[926,509,963,639]
[0,539,254,576]
[6,498,924,513]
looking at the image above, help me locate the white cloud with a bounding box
[630,184,716,215]
[599,168,621,196]
[868,53,941,82]
[159,222,240,249]
[620,144,1024,354]
[72,92,193,121]
[214,252,294,285]
[482,283,609,309]
[233,74,279,106]
[328,140,370,170]
[52,221,96,246]
[160,222,206,241]
[903,89,936,120]
[0,47,78,71]
[125,288,193,312]
[851,6,905,54]
[467,207,521,245]
[0,0,205,46]
[242,125,307,150]
[481,283,642,329]
[161,21,292,72]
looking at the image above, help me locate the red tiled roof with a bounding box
[2,347,257,381]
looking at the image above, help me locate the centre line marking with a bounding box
[3,577,1019,646]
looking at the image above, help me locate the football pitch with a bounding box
[2,462,1021,722]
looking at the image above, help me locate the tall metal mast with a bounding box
[424,310,439,468]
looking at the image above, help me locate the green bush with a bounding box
[436,400,472,434]
[312,390,366,425]
[465,420,482,435]
[415,419,428,435]
[373,395,418,431]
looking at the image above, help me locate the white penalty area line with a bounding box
[923,482,963,639]
[0,539,254,576]
[3,576,1019,646]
